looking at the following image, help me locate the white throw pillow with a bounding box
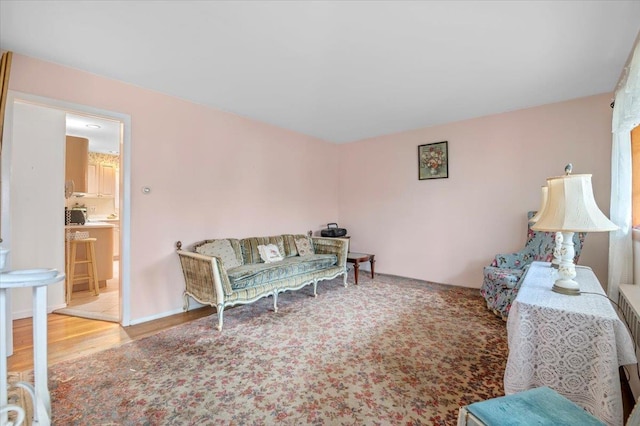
[258,244,284,263]
[196,239,241,269]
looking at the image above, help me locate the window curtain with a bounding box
[608,39,640,302]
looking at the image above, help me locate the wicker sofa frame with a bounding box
[176,236,348,331]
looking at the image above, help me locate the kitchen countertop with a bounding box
[87,217,119,224]
[66,222,115,229]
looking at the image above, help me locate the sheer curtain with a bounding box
[608,39,640,302]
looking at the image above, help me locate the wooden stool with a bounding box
[66,238,99,303]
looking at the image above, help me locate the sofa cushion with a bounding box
[281,234,299,258]
[227,254,338,290]
[294,235,315,257]
[240,236,286,264]
[194,239,242,269]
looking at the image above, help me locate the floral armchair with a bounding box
[480,211,586,320]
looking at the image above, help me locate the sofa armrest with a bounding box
[177,250,233,306]
[483,265,527,290]
[493,252,531,269]
[312,237,348,268]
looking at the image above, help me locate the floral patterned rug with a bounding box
[48,273,507,425]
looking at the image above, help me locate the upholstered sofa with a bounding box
[480,212,585,320]
[176,234,348,330]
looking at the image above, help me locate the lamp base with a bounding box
[552,281,580,296]
[549,231,581,296]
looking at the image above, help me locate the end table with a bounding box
[346,252,375,284]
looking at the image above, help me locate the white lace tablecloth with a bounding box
[504,262,636,426]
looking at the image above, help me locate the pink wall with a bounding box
[8,54,340,322]
[338,94,614,288]
[7,52,615,323]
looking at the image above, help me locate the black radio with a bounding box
[320,223,347,238]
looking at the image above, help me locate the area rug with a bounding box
[47,273,508,425]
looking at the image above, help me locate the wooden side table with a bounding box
[346,252,375,284]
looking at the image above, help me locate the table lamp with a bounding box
[531,171,618,295]
[529,186,563,269]
[529,186,548,223]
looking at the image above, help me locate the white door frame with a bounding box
[2,90,132,326]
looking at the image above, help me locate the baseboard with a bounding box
[186,299,206,310]
[14,302,200,327]
[12,303,67,320]
[12,308,31,320]
[128,307,185,326]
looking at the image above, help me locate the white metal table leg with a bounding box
[1,273,62,426]
[33,284,51,424]
[1,288,9,425]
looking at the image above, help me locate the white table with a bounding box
[504,262,636,426]
[1,272,64,426]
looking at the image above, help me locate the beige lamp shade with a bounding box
[531,174,618,233]
[529,186,548,223]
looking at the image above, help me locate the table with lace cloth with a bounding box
[504,262,636,426]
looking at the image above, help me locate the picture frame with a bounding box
[418,141,448,180]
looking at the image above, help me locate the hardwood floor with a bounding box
[8,306,215,372]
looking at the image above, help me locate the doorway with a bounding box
[56,113,123,322]
[1,91,131,328]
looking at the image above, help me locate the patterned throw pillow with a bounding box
[294,236,315,257]
[196,239,241,269]
[257,244,284,263]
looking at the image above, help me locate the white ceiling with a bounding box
[66,113,121,154]
[1,1,639,143]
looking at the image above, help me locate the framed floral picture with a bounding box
[418,141,448,180]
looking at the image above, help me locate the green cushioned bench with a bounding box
[457,387,604,426]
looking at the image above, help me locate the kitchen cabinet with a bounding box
[65,136,88,193]
[105,219,120,259]
[65,223,114,290]
[87,163,97,194]
[87,163,116,197]
[100,163,116,196]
